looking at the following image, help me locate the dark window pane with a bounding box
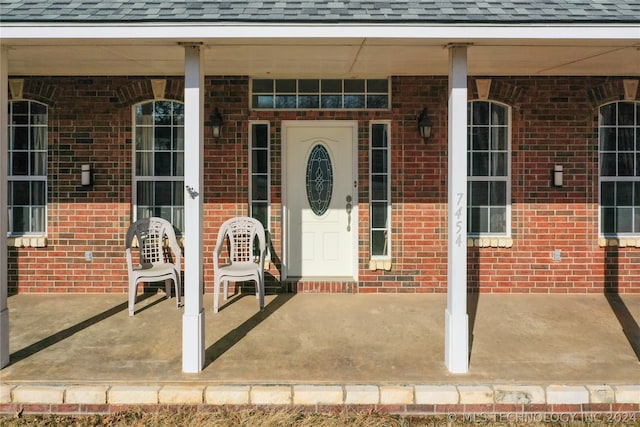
[619,128,634,151]
[371,175,388,200]
[32,181,46,205]
[344,80,365,92]
[299,79,319,92]
[490,181,507,205]
[252,150,268,172]
[276,79,296,92]
[371,150,387,173]
[12,101,28,115]
[154,127,172,150]
[472,102,489,125]
[31,152,46,175]
[252,124,268,148]
[601,182,615,206]
[11,127,28,150]
[252,175,268,200]
[11,181,30,205]
[489,207,506,233]
[491,152,508,176]
[155,181,172,205]
[367,79,388,93]
[367,95,388,109]
[600,128,616,151]
[602,207,615,233]
[154,152,172,176]
[371,203,388,228]
[371,124,388,148]
[251,203,268,230]
[253,95,274,108]
[618,153,634,176]
[173,103,184,125]
[298,95,319,108]
[321,95,341,109]
[491,104,508,125]
[371,230,388,256]
[344,95,365,108]
[472,152,489,176]
[252,79,273,93]
[11,207,28,233]
[472,127,489,150]
[11,152,28,175]
[154,101,172,126]
[173,152,183,176]
[617,182,633,205]
[173,127,184,150]
[491,127,508,150]
[635,182,640,205]
[600,153,616,176]
[321,79,342,92]
[619,102,635,125]
[470,181,488,206]
[276,95,296,109]
[617,207,633,232]
[600,103,616,125]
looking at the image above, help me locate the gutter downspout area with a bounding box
[444,44,469,374]
[182,43,205,373]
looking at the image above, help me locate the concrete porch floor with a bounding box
[2,292,640,411]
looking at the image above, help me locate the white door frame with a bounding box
[281,120,359,282]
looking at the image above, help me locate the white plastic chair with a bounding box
[213,216,266,313]
[125,217,182,316]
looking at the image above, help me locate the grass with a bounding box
[1,409,637,427]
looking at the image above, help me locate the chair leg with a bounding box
[223,280,229,301]
[174,277,181,308]
[128,282,138,316]
[213,279,220,313]
[165,279,172,300]
[258,279,265,311]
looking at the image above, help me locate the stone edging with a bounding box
[1,383,640,415]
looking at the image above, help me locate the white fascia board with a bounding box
[1,23,639,42]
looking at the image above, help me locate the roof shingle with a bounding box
[1,0,639,23]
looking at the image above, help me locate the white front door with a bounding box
[283,121,357,280]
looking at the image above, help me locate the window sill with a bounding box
[467,237,513,248]
[598,237,640,248]
[8,236,48,248]
[369,259,392,271]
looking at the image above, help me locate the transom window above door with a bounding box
[251,78,389,110]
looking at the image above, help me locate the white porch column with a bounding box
[445,44,469,374]
[1,47,10,368]
[182,43,205,373]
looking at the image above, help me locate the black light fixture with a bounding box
[210,107,223,139]
[417,108,433,140]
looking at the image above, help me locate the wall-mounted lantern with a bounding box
[210,107,223,139]
[81,164,91,186]
[417,108,433,140]
[553,165,563,187]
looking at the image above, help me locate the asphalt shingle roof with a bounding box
[1,0,640,23]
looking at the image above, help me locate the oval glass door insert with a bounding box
[306,144,333,216]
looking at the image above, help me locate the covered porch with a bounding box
[2,292,640,412]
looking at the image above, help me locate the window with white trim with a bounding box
[251,79,389,110]
[599,101,640,236]
[467,100,511,236]
[133,100,184,233]
[249,122,270,230]
[370,122,391,258]
[8,100,47,236]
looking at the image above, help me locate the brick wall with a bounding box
[7,75,640,294]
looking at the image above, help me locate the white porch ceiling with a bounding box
[3,36,640,77]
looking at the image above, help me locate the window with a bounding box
[251,79,389,110]
[467,101,510,236]
[249,122,270,231]
[133,100,184,233]
[370,122,391,258]
[8,100,47,235]
[599,101,640,236]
